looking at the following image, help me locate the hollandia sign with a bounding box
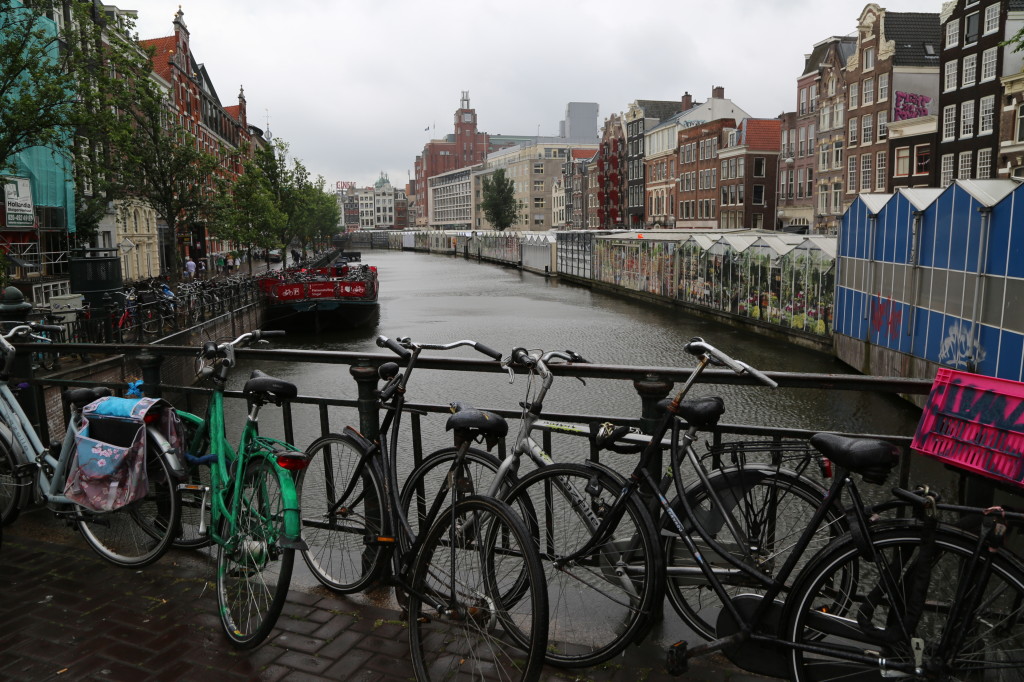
[3,177,35,228]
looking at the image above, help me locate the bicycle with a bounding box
[398,342,840,667]
[297,335,549,681]
[172,329,310,649]
[0,322,182,567]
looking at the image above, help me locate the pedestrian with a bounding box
[184,256,196,279]
[227,255,234,273]
[217,254,225,275]
[198,260,207,279]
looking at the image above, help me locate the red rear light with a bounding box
[144,414,157,423]
[821,457,833,479]
[276,452,310,471]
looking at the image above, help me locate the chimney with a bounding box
[712,85,725,99]
[681,92,693,110]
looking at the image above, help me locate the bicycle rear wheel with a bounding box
[76,446,181,567]
[174,414,213,549]
[408,495,548,682]
[787,524,1024,681]
[663,466,843,641]
[217,456,295,649]
[0,437,24,525]
[297,433,385,593]
[503,461,663,667]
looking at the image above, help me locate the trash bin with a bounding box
[49,293,84,322]
[69,250,123,308]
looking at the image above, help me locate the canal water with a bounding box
[245,248,922,440]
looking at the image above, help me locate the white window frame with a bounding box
[850,83,859,109]
[833,140,844,170]
[942,105,957,141]
[977,148,992,179]
[944,60,958,92]
[984,4,999,35]
[979,95,995,135]
[895,146,911,177]
[863,77,875,105]
[848,155,858,191]
[862,115,873,143]
[877,111,888,141]
[946,19,959,49]
[940,154,955,186]
[961,100,976,138]
[962,53,977,87]
[849,116,859,145]
[878,73,889,101]
[860,153,872,191]
[958,150,973,179]
[981,48,997,82]
[876,150,886,191]
[863,46,876,70]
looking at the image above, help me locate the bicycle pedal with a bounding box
[666,640,688,676]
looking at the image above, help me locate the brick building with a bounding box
[718,119,782,231]
[676,119,735,229]
[623,99,684,229]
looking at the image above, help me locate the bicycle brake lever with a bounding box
[504,363,516,384]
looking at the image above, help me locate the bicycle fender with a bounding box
[662,464,824,535]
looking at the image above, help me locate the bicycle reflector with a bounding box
[276,451,310,471]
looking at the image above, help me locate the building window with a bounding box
[979,95,995,134]
[915,145,931,176]
[819,186,829,213]
[962,53,977,87]
[860,154,872,191]
[942,105,957,140]
[533,180,544,191]
[795,168,803,198]
[798,127,806,157]
[863,46,876,70]
[959,150,973,179]
[977,148,992,179]
[533,163,544,174]
[806,168,813,197]
[820,103,832,130]
[877,111,888,141]
[984,4,999,34]
[753,185,765,205]
[876,151,886,190]
[753,157,766,177]
[1018,104,1024,142]
[849,117,859,145]
[878,73,889,101]
[945,19,959,48]
[961,100,976,137]
[863,77,874,105]
[895,147,911,176]
[965,12,980,45]
[832,182,843,213]
[833,141,844,169]
[848,156,858,190]
[835,101,845,127]
[850,82,859,109]
[534,197,545,208]
[862,115,873,144]
[940,154,955,186]
[981,48,997,82]
[819,142,830,171]
[944,60,958,91]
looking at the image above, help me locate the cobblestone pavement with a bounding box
[0,511,772,682]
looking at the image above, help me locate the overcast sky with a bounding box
[129,0,944,191]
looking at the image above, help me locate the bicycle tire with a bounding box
[663,465,844,641]
[76,445,181,567]
[408,494,549,682]
[398,446,522,551]
[786,524,1024,681]
[216,456,295,649]
[297,433,386,593]
[502,461,663,667]
[174,415,213,550]
[141,307,159,336]
[0,435,24,525]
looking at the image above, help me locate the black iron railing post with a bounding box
[633,373,673,435]
[350,362,380,441]
[137,350,164,398]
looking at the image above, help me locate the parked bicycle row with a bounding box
[1,322,1023,681]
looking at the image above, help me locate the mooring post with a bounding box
[137,350,163,398]
[351,362,380,441]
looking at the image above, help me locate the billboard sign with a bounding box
[3,177,35,228]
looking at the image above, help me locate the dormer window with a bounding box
[863,47,875,71]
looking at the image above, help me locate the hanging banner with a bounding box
[3,177,35,228]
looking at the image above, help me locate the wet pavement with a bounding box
[0,509,770,682]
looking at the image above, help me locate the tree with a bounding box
[214,158,285,274]
[479,168,521,230]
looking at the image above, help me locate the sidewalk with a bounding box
[0,512,769,682]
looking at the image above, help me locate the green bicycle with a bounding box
[173,329,309,649]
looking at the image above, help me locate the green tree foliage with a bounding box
[479,168,521,230]
[214,157,285,273]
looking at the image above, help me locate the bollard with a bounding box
[137,350,164,398]
[0,286,43,438]
[350,362,380,441]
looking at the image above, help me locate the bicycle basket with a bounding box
[911,368,1024,488]
[64,396,182,512]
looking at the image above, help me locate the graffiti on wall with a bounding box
[870,296,902,341]
[938,322,986,369]
[893,92,931,121]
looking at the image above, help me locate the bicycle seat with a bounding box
[243,369,297,405]
[64,387,113,408]
[659,396,725,429]
[809,433,898,484]
[446,404,508,450]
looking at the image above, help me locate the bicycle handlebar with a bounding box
[201,329,285,359]
[376,335,502,362]
[684,336,778,389]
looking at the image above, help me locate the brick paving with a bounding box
[0,518,772,682]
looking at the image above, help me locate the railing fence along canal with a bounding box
[17,340,1018,511]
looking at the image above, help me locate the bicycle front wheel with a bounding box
[503,462,663,667]
[76,446,181,567]
[787,524,1024,681]
[217,457,295,649]
[0,436,24,525]
[663,466,843,641]
[297,433,385,593]
[408,495,548,682]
